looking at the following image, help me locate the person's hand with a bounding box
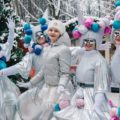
[16,81,32,88]
[57,85,65,94]
[105,42,111,49]
[6,16,15,30]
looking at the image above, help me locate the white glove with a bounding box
[0,66,18,76]
[6,17,15,31]
[57,85,65,94]
[17,81,32,88]
[99,42,111,50]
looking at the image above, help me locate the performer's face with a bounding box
[83,39,96,51]
[36,32,46,45]
[48,27,61,43]
[114,31,120,45]
[37,35,46,45]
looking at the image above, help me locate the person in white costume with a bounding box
[51,14,111,120]
[110,3,120,89]
[0,17,20,120]
[2,20,71,120]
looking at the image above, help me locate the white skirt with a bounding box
[0,76,20,120]
[18,83,60,120]
[53,87,110,120]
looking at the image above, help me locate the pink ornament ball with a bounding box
[104,27,111,35]
[72,30,81,39]
[84,18,94,29]
[118,15,120,20]
[110,108,117,117]
[76,99,84,108]
[110,116,119,120]
[59,100,70,110]
[98,21,106,30]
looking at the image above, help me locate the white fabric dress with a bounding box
[0,32,20,120]
[53,50,110,120]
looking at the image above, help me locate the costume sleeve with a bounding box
[58,47,71,87]
[4,26,15,61]
[30,69,44,86]
[94,58,109,93]
[70,46,85,65]
[1,53,33,79]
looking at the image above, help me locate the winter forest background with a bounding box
[0,0,116,86]
[13,0,114,22]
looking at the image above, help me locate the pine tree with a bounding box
[0,0,26,83]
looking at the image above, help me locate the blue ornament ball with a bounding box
[23,23,31,30]
[0,56,6,63]
[117,107,120,117]
[38,18,47,25]
[0,60,7,70]
[34,45,43,55]
[32,43,36,49]
[25,29,33,35]
[113,20,120,30]
[115,0,120,7]
[24,35,32,44]
[54,103,61,112]
[91,22,100,32]
[41,24,48,32]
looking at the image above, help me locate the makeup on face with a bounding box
[114,31,120,38]
[36,31,46,44]
[114,31,120,43]
[83,38,96,45]
[36,32,44,39]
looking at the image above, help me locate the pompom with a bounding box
[72,30,81,39]
[117,107,120,117]
[115,6,120,13]
[54,103,61,111]
[59,100,70,110]
[0,56,6,63]
[113,20,120,29]
[77,25,88,34]
[32,43,36,49]
[111,116,119,120]
[23,23,31,30]
[102,18,110,27]
[118,14,120,20]
[91,22,100,32]
[25,29,32,35]
[0,60,7,70]
[84,18,94,29]
[110,108,117,117]
[76,99,84,108]
[34,45,43,55]
[115,1,120,7]
[24,35,32,44]
[41,24,48,32]
[38,17,47,25]
[104,27,111,35]
[98,21,105,30]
